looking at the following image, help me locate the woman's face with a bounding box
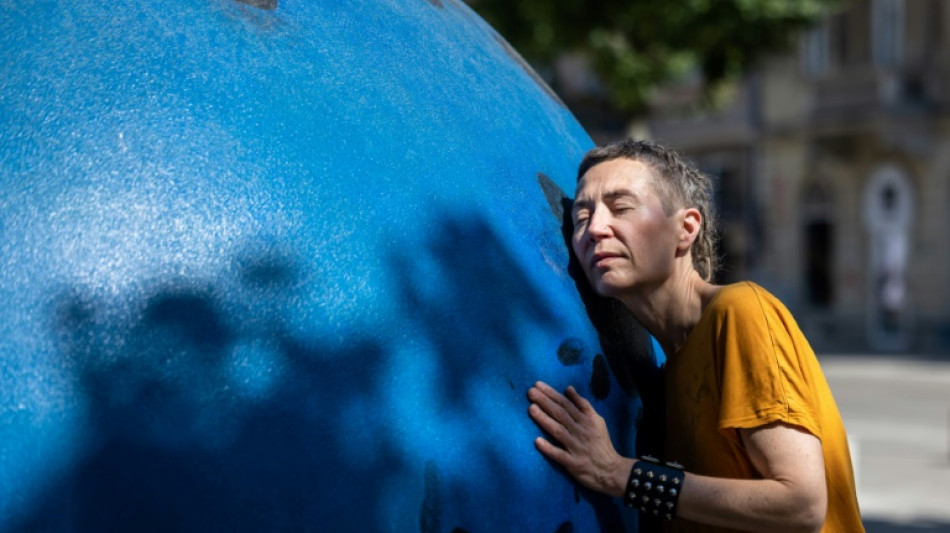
[571,158,684,298]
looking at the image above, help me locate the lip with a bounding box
[590,251,622,269]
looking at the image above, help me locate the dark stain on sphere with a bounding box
[557,338,584,366]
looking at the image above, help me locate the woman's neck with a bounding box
[617,269,722,357]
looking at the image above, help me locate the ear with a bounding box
[676,207,702,252]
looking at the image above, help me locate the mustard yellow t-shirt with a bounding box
[663,282,863,532]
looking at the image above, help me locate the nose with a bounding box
[586,208,612,241]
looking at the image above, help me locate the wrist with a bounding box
[602,456,636,499]
[622,456,686,520]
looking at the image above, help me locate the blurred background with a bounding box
[466,0,950,530]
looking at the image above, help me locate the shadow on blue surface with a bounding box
[7,211,641,532]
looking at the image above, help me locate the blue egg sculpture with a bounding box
[0,1,658,531]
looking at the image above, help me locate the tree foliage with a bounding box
[468,0,843,115]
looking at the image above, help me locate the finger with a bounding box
[533,436,574,468]
[528,403,573,446]
[533,382,584,423]
[527,381,561,405]
[565,386,595,415]
[529,384,579,426]
[553,386,585,422]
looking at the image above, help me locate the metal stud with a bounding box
[669,488,677,497]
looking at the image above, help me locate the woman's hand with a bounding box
[527,381,633,497]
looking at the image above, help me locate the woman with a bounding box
[528,139,863,532]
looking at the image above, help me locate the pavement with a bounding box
[820,354,950,532]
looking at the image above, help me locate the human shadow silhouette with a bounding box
[10,204,650,533]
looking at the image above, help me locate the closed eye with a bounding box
[572,208,590,225]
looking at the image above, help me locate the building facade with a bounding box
[647,0,950,353]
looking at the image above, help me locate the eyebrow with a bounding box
[572,188,640,213]
[604,188,639,202]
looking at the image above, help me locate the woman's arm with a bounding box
[527,381,826,533]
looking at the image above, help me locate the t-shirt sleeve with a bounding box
[715,285,822,439]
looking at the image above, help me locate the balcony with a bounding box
[808,66,946,126]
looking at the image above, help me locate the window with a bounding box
[802,181,835,307]
[800,23,830,76]
[872,0,904,68]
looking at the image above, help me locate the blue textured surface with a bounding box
[0,1,651,531]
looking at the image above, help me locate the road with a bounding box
[821,355,950,532]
